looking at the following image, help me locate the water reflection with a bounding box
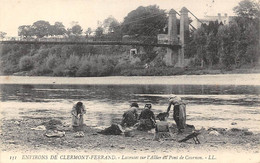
[0,84,260,132]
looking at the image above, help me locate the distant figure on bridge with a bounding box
[121,102,139,127]
[166,96,186,133]
[71,101,86,131]
[137,103,156,131]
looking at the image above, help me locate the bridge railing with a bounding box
[0,36,151,44]
[0,35,181,46]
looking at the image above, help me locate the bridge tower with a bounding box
[165,9,178,66]
[178,7,189,67]
[166,7,189,67]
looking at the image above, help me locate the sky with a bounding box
[0,0,241,36]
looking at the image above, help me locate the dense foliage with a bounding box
[122,5,167,37]
[0,44,127,76]
[186,0,259,69]
[0,0,259,76]
[18,21,81,38]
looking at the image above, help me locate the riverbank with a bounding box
[1,117,259,154]
[1,73,260,85]
[3,65,260,77]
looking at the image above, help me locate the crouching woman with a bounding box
[137,104,156,131]
[153,112,172,141]
[71,102,86,131]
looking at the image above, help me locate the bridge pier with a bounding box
[165,9,178,66]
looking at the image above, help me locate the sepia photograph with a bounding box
[0,0,259,162]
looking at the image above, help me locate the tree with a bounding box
[243,23,259,64]
[0,31,7,39]
[32,20,51,38]
[196,21,223,67]
[95,27,104,37]
[217,22,241,68]
[18,25,33,38]
[50,22,66,36]
[85,27,92,36]
[71,24,83,35]
[103,16,120,33]
[232,0,260,65]
[193,27,207,67]
[233,0,260,33]
[233,0,260,19]
[101,16,122,41]
[66,28,72,36]
[202,21,221,35]
[205,32,218,67]
[109,20,121,33]
[122,5,167,36]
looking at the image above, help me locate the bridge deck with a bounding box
[0,40,181,49]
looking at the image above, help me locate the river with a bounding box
[0,74,259,132]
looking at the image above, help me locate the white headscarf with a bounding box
[169,96,182,105]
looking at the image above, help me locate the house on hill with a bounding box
[193,13,236,29]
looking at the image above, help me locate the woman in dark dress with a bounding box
[137,103,156,131]
[167,96,186,133]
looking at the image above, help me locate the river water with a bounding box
[0,75,260,132]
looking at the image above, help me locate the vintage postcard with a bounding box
[0,0,259,162]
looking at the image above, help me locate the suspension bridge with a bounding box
[0,7,201,67]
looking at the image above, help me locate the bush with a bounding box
[31,63,52,76]
[33,48,49,65]
[96,56,117,76]
[76,61,91,77]
[78,55,117,77]
[53,65,65,76]
[46,55,57,70]
[19,55,34,71]
[0,60,19,74]
[64,55,80,76]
